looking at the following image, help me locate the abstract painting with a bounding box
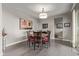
[19,18,32,29]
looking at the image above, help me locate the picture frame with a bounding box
[19,18,32,29]
[64,23,70,27]
[56,23,63,28]
[42,23,48,29]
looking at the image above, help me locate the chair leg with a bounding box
[28,40,30,47]
[26,41,28,47]
[34,42,35,50]
[48,39,50,47]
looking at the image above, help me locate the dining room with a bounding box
[2,3,79,56]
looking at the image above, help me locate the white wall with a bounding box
[39,17,55,39]
[39,12,72,42]
[54,12,72,42]
[2,9,39,46]
[63,13,72,41]
[2,4,73,47]
[0,3,2,56]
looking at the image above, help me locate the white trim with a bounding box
[72,9,77,48]
[55,38,72,43]
[6,39,27,47]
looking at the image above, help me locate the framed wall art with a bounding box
[19,18,32,29]
[56,23,63,29]
[42,23,48,29]
[64,23,70,27]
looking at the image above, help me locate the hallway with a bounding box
[4,40,79,56]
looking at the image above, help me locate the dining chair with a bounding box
[33,31,42,50]
[42,31,50,48]
[27,31,35,48]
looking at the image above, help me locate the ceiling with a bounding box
[2,3,73,19]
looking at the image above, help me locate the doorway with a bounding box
[54,17,63,39]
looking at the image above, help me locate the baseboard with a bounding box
[54,38,72,43]
[55,39,73,47]
[6,39,27,47]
